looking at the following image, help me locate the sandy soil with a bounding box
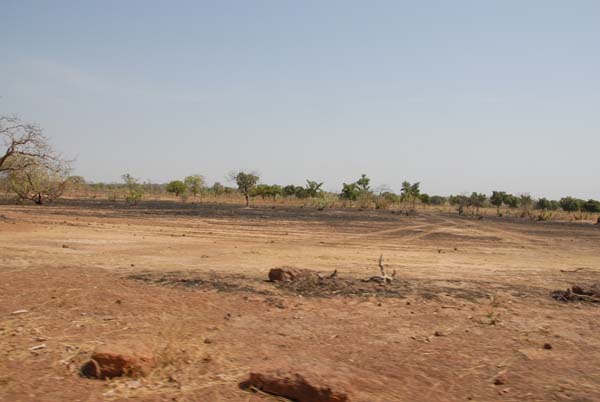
[1,199,600,401]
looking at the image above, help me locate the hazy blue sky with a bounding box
[1,1,599,198]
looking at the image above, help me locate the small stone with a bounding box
[543,343,553,350]
[127,380,142,389]
[494,377,505,385]
[62,244,69,248]
[11,310,28,315]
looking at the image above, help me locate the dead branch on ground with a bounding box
[317,269,338,280]
[560,268,586,273]
[363,255,396,284]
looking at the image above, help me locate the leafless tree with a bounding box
[0,116,61,173]
[8,157,71,204]
[1,115,72,204]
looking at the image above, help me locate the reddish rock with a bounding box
[245,363,354,402]
[571,284,600,296]
[81,343,155,379]
[268,267,300,282]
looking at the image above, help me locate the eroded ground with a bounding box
[1,200,600,401]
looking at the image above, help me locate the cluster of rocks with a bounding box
[551,283,600,303]
[81,344,356,402]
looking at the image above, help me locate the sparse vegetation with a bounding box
[7,159,594,224]
[122,173,143,205]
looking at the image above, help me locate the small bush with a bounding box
[582,199,600,213]
[560,196,584,212]
[311,195,336,210]
[536,210,554,221]
[166,180,187,197]
[429,195,447,206]
[122,173,143,205]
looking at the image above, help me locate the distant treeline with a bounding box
[57,173,600,216]
[3,115,596,214]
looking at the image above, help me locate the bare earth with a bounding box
[1,200,600,402]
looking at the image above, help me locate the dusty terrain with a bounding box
[1,199,600,402]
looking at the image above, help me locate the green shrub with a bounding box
[184,175,204,198]
[122,173,143,205]
[340,182,360,201]
[166,180,187,197]
[559,196,584,212]
[429,195,447,206]
[582,199,600,213]
[535,197,559,211]
[232,171,259,207]
[311,194,336,210]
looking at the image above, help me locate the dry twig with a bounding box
[363,255,396,284]
[560,268,586,273]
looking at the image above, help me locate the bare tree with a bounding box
[8,156,71,204]
[1,116,61,173]
[1,115,72,204]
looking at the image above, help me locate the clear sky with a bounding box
[1,1,599,199]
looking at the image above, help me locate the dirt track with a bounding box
[1,200,600,401]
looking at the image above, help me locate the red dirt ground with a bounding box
[1,200,600,401]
